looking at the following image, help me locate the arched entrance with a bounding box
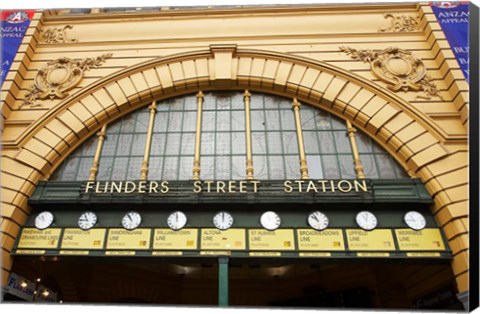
[2,47,468,308]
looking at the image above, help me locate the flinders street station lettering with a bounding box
[84,179,369,195]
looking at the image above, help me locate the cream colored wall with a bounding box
[1,3,469,297]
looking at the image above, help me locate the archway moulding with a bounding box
[1,46,470,293]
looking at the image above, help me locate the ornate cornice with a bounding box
[41,25,78,44]
[379,14,420,32]
[21,53,113,108]
[340,46,441,100]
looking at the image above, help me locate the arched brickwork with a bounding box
[1,47,469,292]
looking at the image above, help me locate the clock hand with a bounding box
[128,214,133,222]
[313,215,319,222]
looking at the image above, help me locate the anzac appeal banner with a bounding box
[430,2,469,82]
[1,10,35,86]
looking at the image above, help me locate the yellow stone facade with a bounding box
[0,2,469,298]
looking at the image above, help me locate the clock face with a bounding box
[78,211,97,230]
[307,211,329,231]
[404,211,426,230]
[260,211,281,231]
[167,211,187,230]
[355,211,377,231]
[121,212,142,230]
[35,211,54,230]
[213,212,234,230]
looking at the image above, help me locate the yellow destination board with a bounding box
[153,229,198,250]
[346,229,394,251]
[17,228,62,249]
[297,229,345,251]
[61,228,106,250]
[395,229,446,251]
[200,229,246,250]
[248,229,295,251]
[106,228,151,250]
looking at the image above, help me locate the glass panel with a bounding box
[201,132,215,155]
[127,157,143,179]
[102,134,118,156]
[202,92,216,110]
[322,155,340,179]
[232,156,246,179]
[216,132,231,155]
[120,114,136,133]
[265,111,280,130]
[179,156,194,180]
[216,93,231,110]
[231,111,245,131]
[355,132,373,153]
[285,155,300,178]
[300,108,315,130]
[165,133,181,155]
[263,94,279,109]
[267,132,282,154]
[216,111,230,131]
[374,154,396,179]
[97,157,113,180]
[318,131,335,154]
[251,110,265,130]
[184,94,198,111]
[306,155,323,179]
[231,132,246,155]
[181,133,195,155]
[252,132,266,155]
[330,114,347,130]
[338,155,356,179]
[303,131,320,154]
[59,157,80,181]
[182,112,196,132]
[359,154,379,179]
[115,134,133,156]
[168,111,183,131]
[231,93,244,110]
[76,157,93,181]
[268,156,285,180]
[150,133,166,155]
[252,155,267,179]
[111,157,128,180]
[153,112,169,132]
[170,97,184,111]
[148,157,164,180]
[282,131,298,154]
[202,111,216,131]
[82,136,98,157]
[250,94,264,109]
[163,157,179,180]
[131,133,147,156]
[135,111,150,133]
[333,131,351,154]
[280,110,296,130]
[315,111,331,130]
[215,156,230,180]
[201,156,214,179]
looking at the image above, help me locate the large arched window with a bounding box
[50,91,408,181]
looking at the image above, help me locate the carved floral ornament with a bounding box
[21,53,113,108]
[340,46,441,100]
[41,25,78,44]
[379,14,420,32]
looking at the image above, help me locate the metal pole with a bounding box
[218,256,229,307]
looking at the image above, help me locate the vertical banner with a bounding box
[430,2,469,82]
[1,10,35,86]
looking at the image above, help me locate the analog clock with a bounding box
[260,211,281,231]
[35,211,54,230]
[355,211,377,231]
[404,211,426,230]
[307,211,329,231]
[213,212,234,230]
[167,211,187,230]
[78,211,97,230]
[121,211,142,230]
